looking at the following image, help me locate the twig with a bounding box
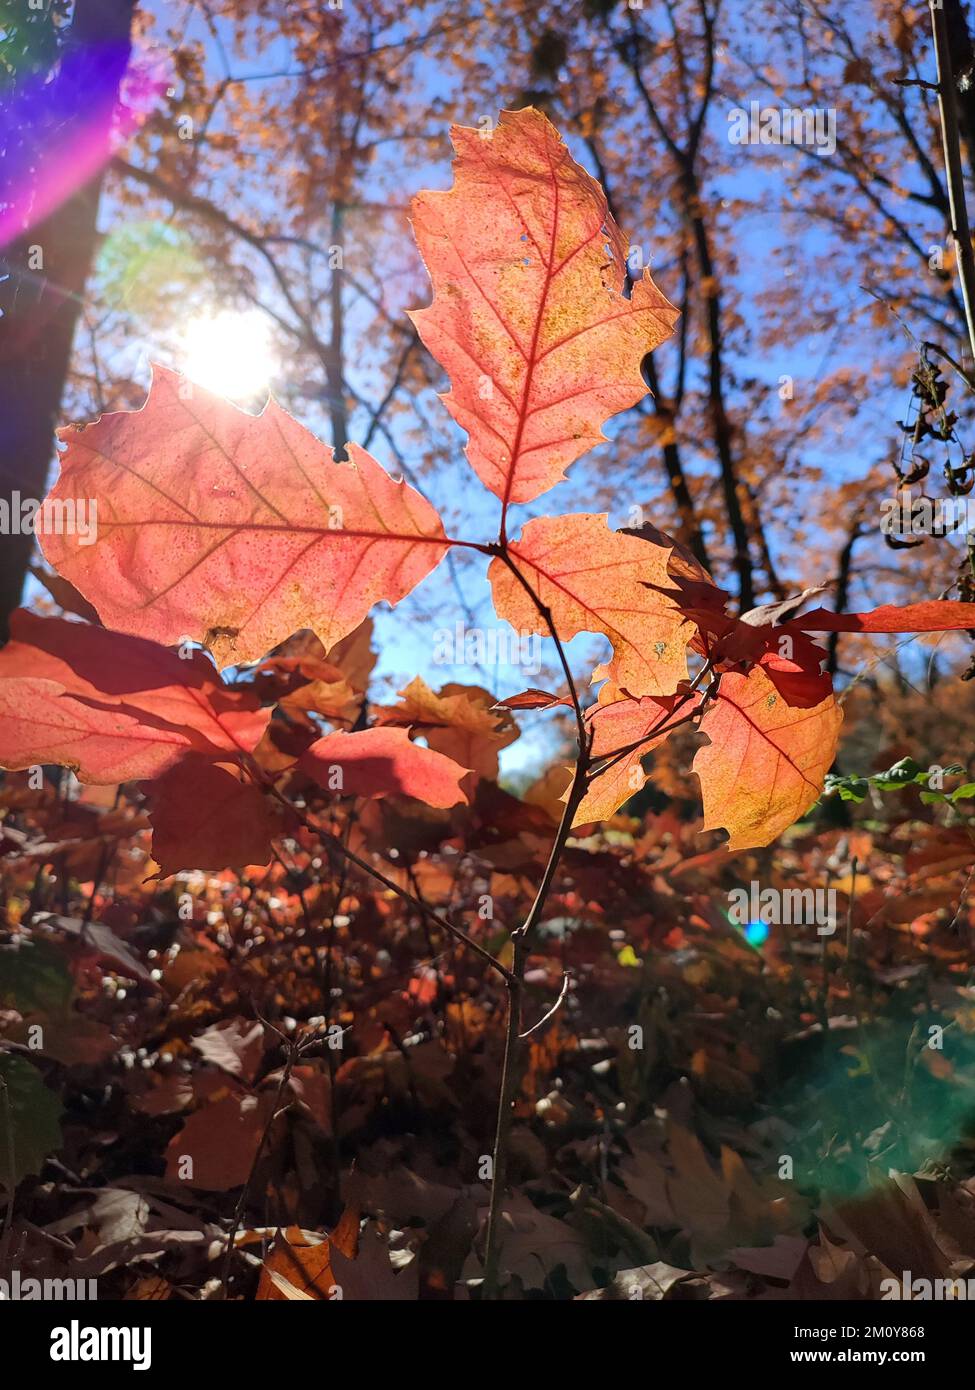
[263,782,515,986]
[219,1020,296,1295]
[481,742,592,1297]
[519,971,571,1040]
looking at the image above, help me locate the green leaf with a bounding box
[825,773,869,803]
[0,939,73,1017]
[873,757,924,790]
[0,1054,63,1191]
[950,782,975,802]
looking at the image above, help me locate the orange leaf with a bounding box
[376,677,518,780]
[300,727,470,807]
[489,514,692,696]
[789,601,975,634]
[693,666,843,851]
[257,1231,337,1301]
[42,366,451,668]
[410,107,677,507]
[573,687,676,824]
[0,611,269,783]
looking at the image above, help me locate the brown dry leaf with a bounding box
[796,1227,874,1299]
[164,1090,276,1190]
[666,1121,730,1240]
[256,1228,338,1301]
[728,1234,808,1282]
[575,1261,693,1300]
[191,1018,265,1082]
[328,1221,419,1300]
[465,1193,594,1293]
[616,1129,675,1227]
[823,1175,954,1284]
[124,1276,172,1300]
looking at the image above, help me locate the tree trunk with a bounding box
[943,0,975,188]
[0,0,135,643]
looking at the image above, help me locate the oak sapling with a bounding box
[5,107,975,1295]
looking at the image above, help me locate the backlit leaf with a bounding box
[410,107,678,507]
[0,611,269,783]
[693,666,843,851]
[42,366,452,669]
[489,514,692,697]
[300,727,470,808]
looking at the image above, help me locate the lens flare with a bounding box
[178,310,277,401]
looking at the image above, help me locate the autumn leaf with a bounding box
[693,665,843,851]
[327,1221,419,1300]
[300,727,470,807]
[641,553,831,695]
[164,1090,275,1190]
[376,677,518,780]
[0,610,269,783]
[410,107,678,508]
[42,366,452,669]
[323,618,379,694]
[256,1230,337,1301]
[754,646,833,710]
[147,756,284,875]
[493,688,570,711]
[787,600,975,634]
[489,514,692,696]
[573,686,676,825]
[462,1193,595,1293]
[191,1019,266,1082]
[31,913,154,984]
[277,677,361,728]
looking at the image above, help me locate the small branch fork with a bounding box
[519,970,570,1040]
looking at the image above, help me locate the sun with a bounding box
[178,308,277,400]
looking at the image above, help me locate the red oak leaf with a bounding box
[300,727,470,808]
[375,677,518,781]
[786,601,975,634]
[755,647,833,709]
[692,665,843,852]
[493,688,571,710]
[0,610,269,783]
[573,686,677,825]
[147,756,285,876]
[41,366,451,669]
[489,514,693,697]
[410,107,678,508]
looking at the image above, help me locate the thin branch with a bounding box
[262,781,515,986]
[519,971,570,1040]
